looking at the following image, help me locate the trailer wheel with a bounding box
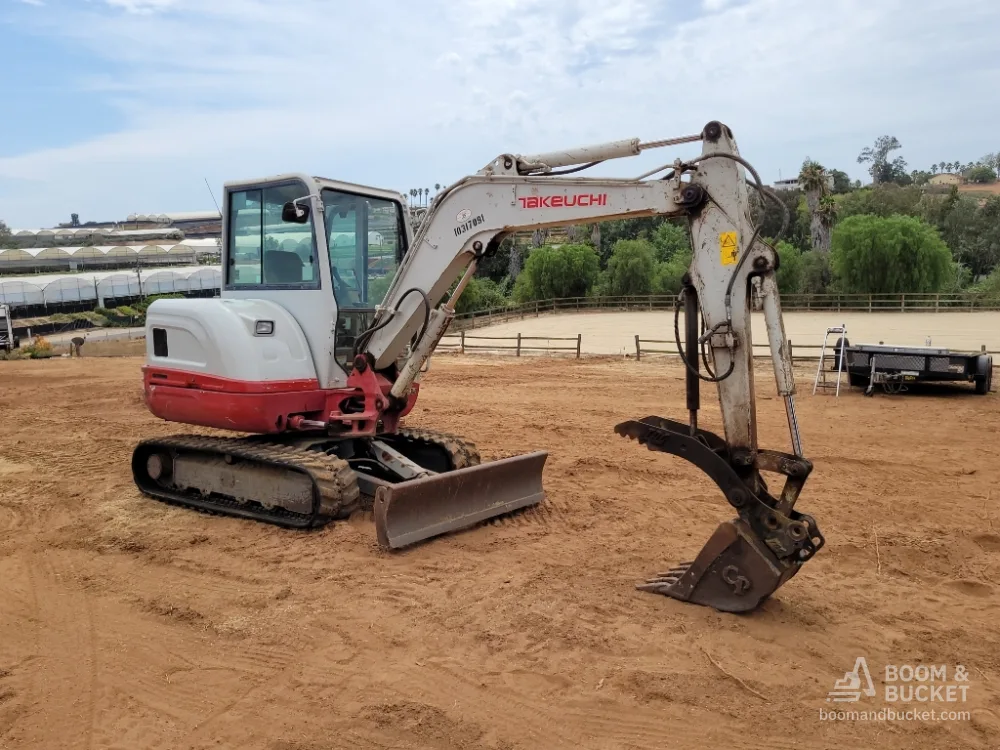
[975,369,992,395]
[974,355,993,394]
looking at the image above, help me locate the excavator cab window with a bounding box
[226,181,320,289]
[321,187,405,371]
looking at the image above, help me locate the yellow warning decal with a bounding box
[719,231,738,266]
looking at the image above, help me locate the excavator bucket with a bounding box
[637,519,799,613]
[373,451,548,549]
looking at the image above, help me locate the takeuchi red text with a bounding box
[517,194,609,209]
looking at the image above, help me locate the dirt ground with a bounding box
[1,354,999,749]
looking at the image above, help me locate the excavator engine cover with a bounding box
[374,451,548,549]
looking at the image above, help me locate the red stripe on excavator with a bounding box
[143,367,328,433]
[141,366,419,435]
[142,366,320,393]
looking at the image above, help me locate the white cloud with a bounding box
[17,0,45,6]
[2,0,1000,226]
[103,0,177,13]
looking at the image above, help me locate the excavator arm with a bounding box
[362,120,824,612]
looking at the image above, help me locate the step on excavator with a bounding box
[133,120,824,613]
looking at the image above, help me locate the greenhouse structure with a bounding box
[0,266,222,316]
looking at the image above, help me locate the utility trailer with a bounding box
[0,304,20,353]
[842,341,993,396]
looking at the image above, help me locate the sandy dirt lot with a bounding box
[1,354,999,749]
[457,310,1000,357]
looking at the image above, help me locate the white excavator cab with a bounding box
[218,174,414,388]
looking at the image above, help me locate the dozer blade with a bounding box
[638,519,799,614]
[374,451,548,549]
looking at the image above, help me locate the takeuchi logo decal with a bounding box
[518,194,609,209]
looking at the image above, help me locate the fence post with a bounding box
[901,294,905,311]
[635,334,641,361]
[460,330,465,354]
[576,334,582,359]
[534,300,539,317]
[868,294,872,313]
[516,333,522,357]
[935,294,940,312]
[787,339,793,364]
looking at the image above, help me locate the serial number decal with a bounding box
[454,213,485,237]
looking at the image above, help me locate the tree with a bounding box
[981,153,1000,179]
[966,165,997,184]
[930,164,939,175]
[0,219,14,250]
[512,243,600,302]
[829,169,853,194]
[773,240,803,293]
[857,135,907,185]
[454,277,509,314]
[652,243,693,295]
[835,184,924,220]
[604,239,657,295]
[799,159,833,252]
[910,170,931,186]
[70,213,80,227]
[650,220,691,261]
[830,214,952,294]
[929,194,1000,280]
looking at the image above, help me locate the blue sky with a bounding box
[1,0,998,229]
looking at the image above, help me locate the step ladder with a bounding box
[812,324,848,396]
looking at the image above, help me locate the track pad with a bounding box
[374,451,548,549]
[638,519,798,613]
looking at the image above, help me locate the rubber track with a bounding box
[132,434,360,529]
[393,427,481,470]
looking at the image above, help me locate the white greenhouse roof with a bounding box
[0,265,222,306]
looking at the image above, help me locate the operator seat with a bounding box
[263,250,304,284]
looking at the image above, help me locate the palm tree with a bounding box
[434,183,441,194]
[930,164,938,175]
[939,161,947,174]
[799,159,833,253]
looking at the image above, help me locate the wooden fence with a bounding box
[437,331,583,358]
[453,292,1000,330]
[634,336,825,362]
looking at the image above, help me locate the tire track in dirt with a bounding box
[0,555,42,747]
[378,656,845,750]
[5,552,100,750]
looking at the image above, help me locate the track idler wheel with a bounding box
[638,519,797,613]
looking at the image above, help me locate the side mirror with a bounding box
[282,201,310,223]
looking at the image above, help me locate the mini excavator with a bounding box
[133,120,824,613]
